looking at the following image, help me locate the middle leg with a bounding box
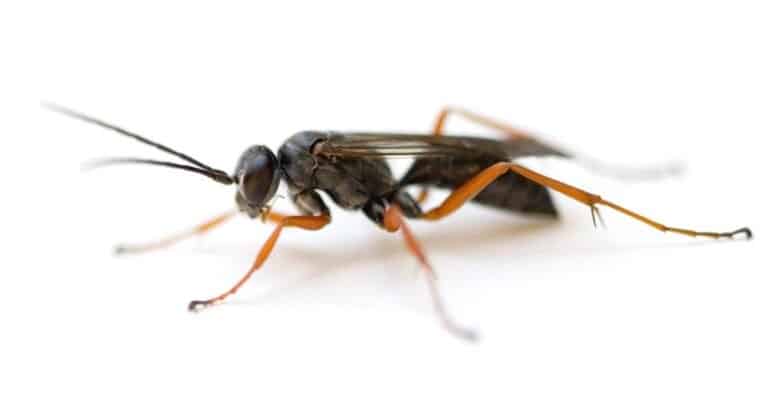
[383,204,477,341]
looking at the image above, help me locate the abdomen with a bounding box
[400,157,558,217]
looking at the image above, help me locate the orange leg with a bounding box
[383,205,477,341]
[115,210,239,254]
[433,106,533,140]
[417,106,535,203]
[420,106,682,204]
[421,161,752,240]
[115,208,293,254]
[188,212,330,311]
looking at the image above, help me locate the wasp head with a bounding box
[234,145,281,218]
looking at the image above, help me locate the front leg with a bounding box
[186,189,334,310]
[189,211,331,311]
[112,189,329,254]
[114,210,239,254]
[290,188,330,217]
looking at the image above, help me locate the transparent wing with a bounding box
[318,132,568,160]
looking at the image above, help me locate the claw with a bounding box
[188,300,213,312]
[729,227,753,240]
[445,323,480,343]
[112,241,167,255]
[113,243,151,255]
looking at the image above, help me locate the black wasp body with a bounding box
[46,104,751,341]
[238,130,565,229]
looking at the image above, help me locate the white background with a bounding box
[2,1,767,400]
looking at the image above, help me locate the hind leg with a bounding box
[421,161,751,240]
[417,107,683,204]
[417,107,544,203]
[433,106,534,140]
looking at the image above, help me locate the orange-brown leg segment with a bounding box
[383,205,478,341]
[433,106,533,140]
[421,106,681,204]
[115,208,296,254]
[416,106,535,204]
[422,162,752,240]
[188,213,331,311]
[114,210,239,254]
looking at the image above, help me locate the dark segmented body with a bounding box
[277,131,568,227]
[278,131,399,209]
[400,157,559,216]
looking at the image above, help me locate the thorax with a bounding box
[278,131,398,209]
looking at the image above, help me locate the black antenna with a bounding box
[43,102,233,185]
[82,158,234,184]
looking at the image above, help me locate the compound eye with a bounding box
[240,170,272,206]
[236,146,279,207]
